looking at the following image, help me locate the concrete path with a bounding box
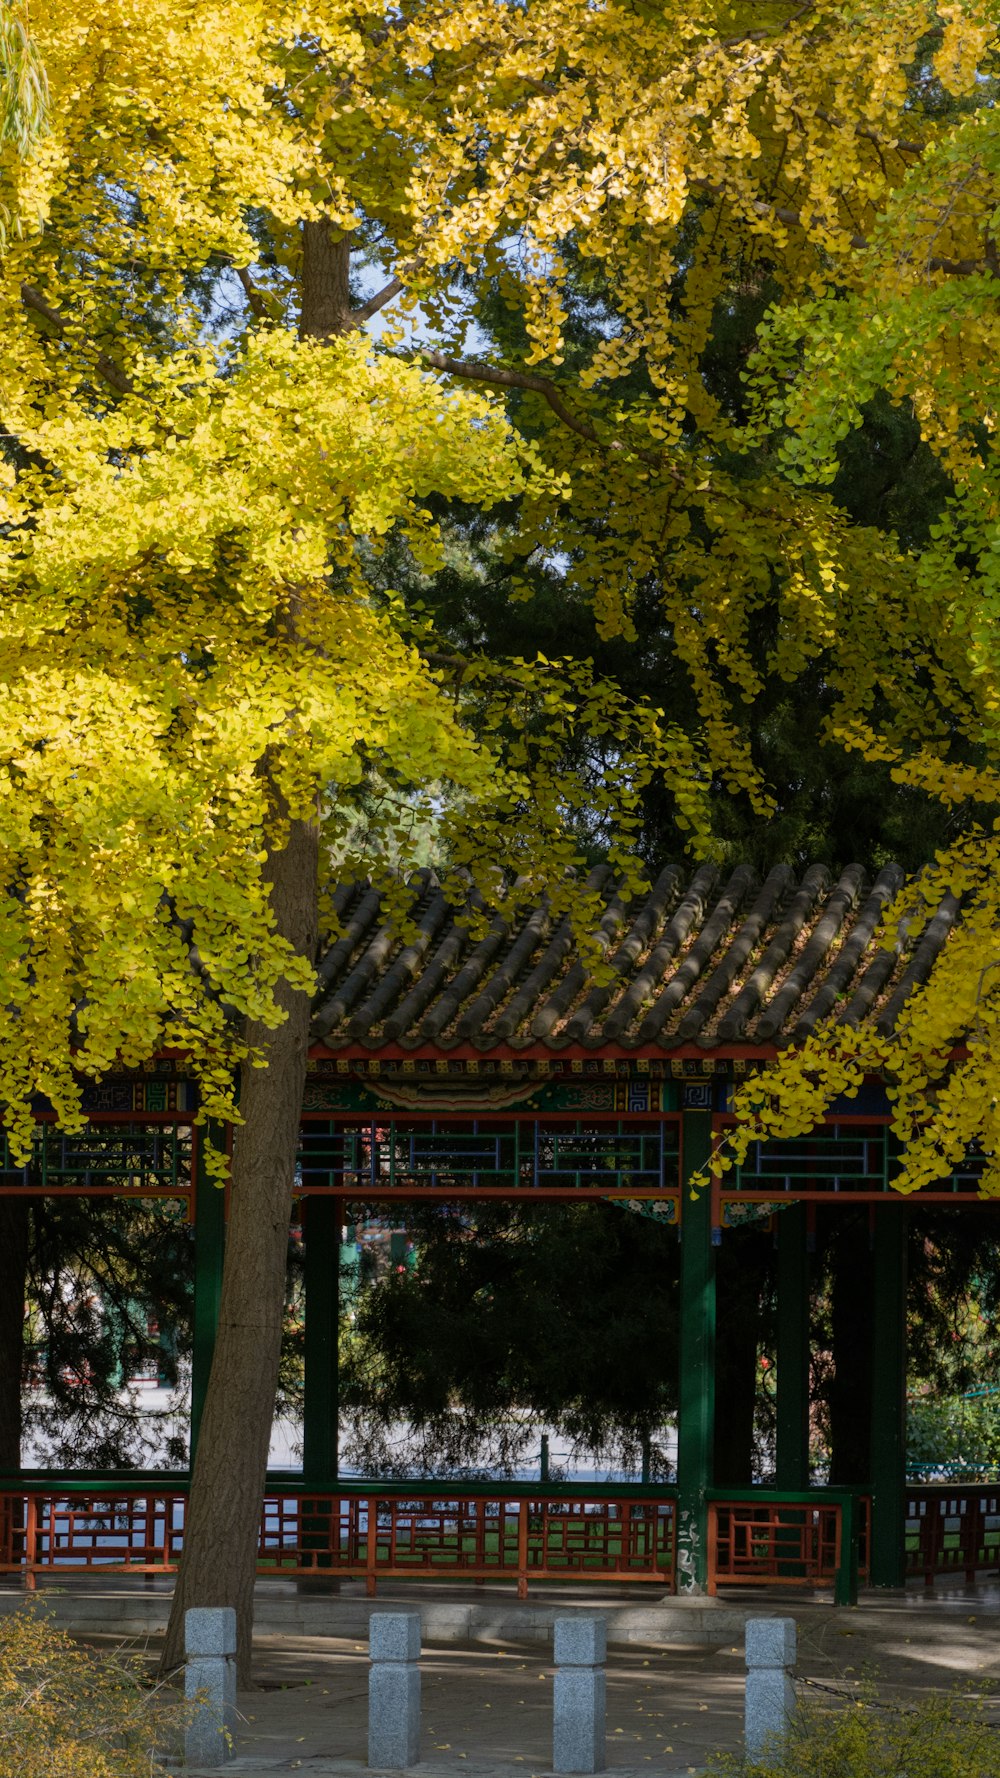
[27,1575,997,1778]
[91,1627,745,1777]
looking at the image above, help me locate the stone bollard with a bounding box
[744,1618,796,1766]
[368,1611,421,1769]
[184,1606,236,1768]
[553,1616,606,1775]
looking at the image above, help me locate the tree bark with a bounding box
[160,217,348,1685]
[160,815,318,1683]
[0,1199,29,1470]
[300,221,353,340]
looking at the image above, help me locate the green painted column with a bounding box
[775,1203,811,1490]
[869,1205,908,1587]
[190,1124,226,1462]
[676,1107,716,1593]
[303,1195,340,1485]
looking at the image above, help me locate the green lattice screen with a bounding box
[733,1124,986,1198]
[298,1119,681,1196]
[0,1123,193,1193]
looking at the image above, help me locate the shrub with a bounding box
[907,1388,1000,1482]
[0,1603,183,1777]
[708,1688,997,1778]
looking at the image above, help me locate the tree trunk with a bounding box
[160,219,347,1685]
[299,220,352,339]
[160,815,318,1682]
[0,1199,29,1470]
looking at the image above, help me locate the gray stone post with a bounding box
[184,1606,236,1768]
[744,1617,796,1765]
[553,1616,606,1775]
[368,1611,421,1769]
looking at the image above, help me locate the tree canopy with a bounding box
[715,15,1000,1195]
[6,0,1000,1674]
[1,0,996,1166]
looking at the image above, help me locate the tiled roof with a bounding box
[310,862,958,1054]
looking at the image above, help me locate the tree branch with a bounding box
[418,347,670,470]
[813,107,924,159]
[235,267,268,320]
[352,275,404,325]
[20,283,133,394]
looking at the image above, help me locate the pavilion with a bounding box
[3,857,992,1598]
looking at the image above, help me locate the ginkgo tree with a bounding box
[1,0,997,1676]
[711,12,1000,1200]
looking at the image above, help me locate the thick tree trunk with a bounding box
[0,1199,29,1470]
[160,219,348,1686]
[300,220,352,339]
[160,219,353,1683]
[160,816,318,1682]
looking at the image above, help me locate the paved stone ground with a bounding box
[88,1627,747,1776]
[54,1577,1000,1778]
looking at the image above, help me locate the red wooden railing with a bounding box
[905,1485,1000,1584]
[708,1498,842,1588]
[706,1492,869,1603]
[11,1482,990,1598]
[0,1487,676,1599]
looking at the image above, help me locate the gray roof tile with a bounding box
[309,861,953,1053]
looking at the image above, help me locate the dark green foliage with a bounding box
[905,1212,1000,1395]
[799,1210,1000,1486]
[340,1201,678,1478]
[907,1388,1000,1482]
[714,1225,776,1486]
[22,1197,193,1470]
[397,254,958,876]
